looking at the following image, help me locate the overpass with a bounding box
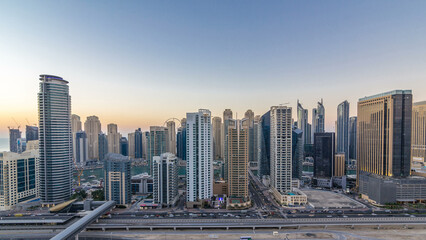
[50,201,115,240]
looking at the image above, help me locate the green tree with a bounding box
[92,189,105,201]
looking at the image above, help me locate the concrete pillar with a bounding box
[75,234,79,240]
[226,227,229,230]
[102,228,105,232]
[126,227,129,231]
[324,225,327,229]
[150,227,153,231]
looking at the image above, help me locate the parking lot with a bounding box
[302,189,366,209]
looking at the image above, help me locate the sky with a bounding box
[1,0,426,138]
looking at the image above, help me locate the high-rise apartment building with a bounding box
[9,128,21,153]
[104,153,131,205]
[75,131,89,166]
[186,109,213,202]
[313,132,335,179]
[245,110,255,169]
[147,126,169,174]
[336,100,350,163]
[71,114,82,134]
[38,74,72,204]
[107,123,121,154]
[84,116,101,160]
[119,137,128,157]
[411,101,426,167]
[25,125,39,142]
[349,116,357,161]
[135,128,143,159]
[212,117,222,160]
[98,133,108,161]
[227,119,249,199]
[167,121,176,155]
[153,153,178,206]
[270,106,292,194]
[0,150,39,210]
[297,100,309,145]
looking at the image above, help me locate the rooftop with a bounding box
[39,74,68,84]
[359,90,411,102]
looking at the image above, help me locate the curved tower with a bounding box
[38,74,72,204]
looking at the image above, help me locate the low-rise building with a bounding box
[272,187,307,206]
[131,173,153,195]
[0,150,39,211]
[359,172,426,204]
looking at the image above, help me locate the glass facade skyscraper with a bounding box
[135,128,143,159]
[98,133,108,162]
[349,116,357,161]
[25,125,39,142]
[337,100,350,163]
[38,74,72,204]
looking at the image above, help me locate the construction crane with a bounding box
[11,117,21,129]
[74,162,84,187]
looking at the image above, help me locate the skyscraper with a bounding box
[177,121,187,161]
[104,153,131,205]
[71,114,82,162]
[75,131,88,166]
[71,114,82,134]
[411,101,426,167]
[227,119,249,200]
[222,109,234,181]
[25,125,39,142]
[153,153,178,206]
[147,126,169,174]
[357,90,418,204]
[259,111,271,178]
[186,109,213,203]
[270,106,292,194]
[98,132,108,161]
[292,128,303,179]
[245,109,255,169]
[349,116,357,161]
[297,100,309,145]
[38,74,72,204]
[107,123,121,154]
[120,137,128,156]
[312,99,325,141]
[135,128,143,159]
[336,100,350,163]
[167,121,176,155]
[84,116,101,160]
[212,117,222,160]
[128,132,135,158]
[357,90,412,182]
[251,115,261,175]
[314,132,335,179]
[142,131,149,160]
[9,128,21,153]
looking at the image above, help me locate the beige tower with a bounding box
[167,121,176,154]
[212,117,222,160]
[128,132,135,158]
[71,114,82,162]
[412,101,426,168]
[227,119,249,200]
[84,116,101,160]
[334,153,345,177]
[71,114,82,134]
[107,123,121,154]
[244,109,254,127]
[357,90,412,188]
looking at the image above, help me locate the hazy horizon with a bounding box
[1,1,426,138]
